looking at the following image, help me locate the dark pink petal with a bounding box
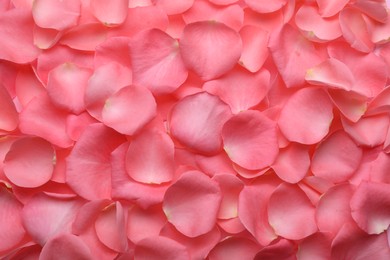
[268,183,317,240]
[135,236,189,260]
[91,0,128,26]
[295,4,342,41]
[94,37,132,68]
[32,0,81,30]
[238,176,280,246]
[130,29,188,94]
[316,183,355,235]
[195,152,237,177]
[222,110,279,170]
[40,233,93,260]
[254,238,296,260]
[339,7,374,53]
[163,170,221,237]
[160,223,221,260]
[22,193,84,245]
[203,67,270,114]
[245,0,287,13]
[0,186,25,252]
[316,0,349,17]
[60,23,108,51]
[182,1,243,31]
[154,0,193,15]
[351,181,390,234]
[85,62,132,121]
[4,137,54,188]
[331,222,390,259]
[278,87,333,144]
[305,58,354,91]
[127,205,167,243]
[169,92,232,155]
[208,236,261,260]
[19,94,73,148]
[47,63,92,114]
[0,8,40,63]
[328,89,368,122]
[125,129,175,184]
[212,174,244,219]
[341,114,390,147]
[95,202,128,252]
[311,131,363,183]
[66,123,125,200]
[180,21,242,81]
[102,85,156,135]
[272,143,310,183]
[0,84,18,132]
[296,232,332,260]
[239,25,269,72]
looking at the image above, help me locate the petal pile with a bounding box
[1,0,390,258]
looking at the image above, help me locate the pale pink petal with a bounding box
[94,37,132,68]
[222,110,278,170]
[245,0,287,13]
[182,1,244,31]
[208,236,261,260]
[311,131,363,183]
[243,7,284,33]
[269,25,323,88]
[169,92,232,155]
[125,129,175,184]
[341,114,390,147]
[3,137,54,188]
[32,0,81,30]
[315,183,355,235]
[60,23,108,51]
[130,29,188,94]
[316,0,349,17]
[102,85,156,135]
[66,123,125,200]
[0,84,18,132]
[85,62,132,121]
[353,0,388,23]
[295,5,342,41]
[47,63,92,114]
[180,21,242,81]
[254,238,296,260]
[33,25,61,50]
[0,186,25,252]
[238,175,280,246]
[22,193,84,245]
[272,143,310,184]
[163,170,221,237]
[40,233,93,260]
[339,7,374,53]
[127,205,167,243]
[195,152,237,177]
[212,174,244,219]
[369,17,390,43]
[278,87,333,144]
[154,0,193,15]
[91,0,128,26]
[296,232,332,260]
[0,8,40,63]
[160,223,221,260]
[331,222,390,259]
[135,236,190,260]
[305,58,354,91]
[239,25,269,72]
[203,67,270,114]
[328,89,368,122]
[268,183,317,240]
[95,202,128,252]
[19,94,73,148]
[351,181,390,234]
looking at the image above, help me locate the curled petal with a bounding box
[91,0,128,26]
[222,110,279,170]
[268,183,317,240]
[169,92,232,155]
[278,87,333,144]
[180,21,242,80]
[163,171,221,237]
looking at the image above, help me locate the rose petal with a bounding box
[296,232,332,260]
[0,84,18,132]
[155,0,193,15]
[91,0,128,26]
[135,236,190,260]
[208,236,261,260]
[244,0,287,13]
[316,0,349,17]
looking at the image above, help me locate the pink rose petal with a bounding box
[135,236,190,260]
[91,0,128,26]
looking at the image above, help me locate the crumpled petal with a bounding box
[163,170,221,237]
[180,21,242,81]
[278,87,333,144]
[222,110,279,170]
[169,92,232,155]
[91,0,128,26]
[135,236,190,260]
